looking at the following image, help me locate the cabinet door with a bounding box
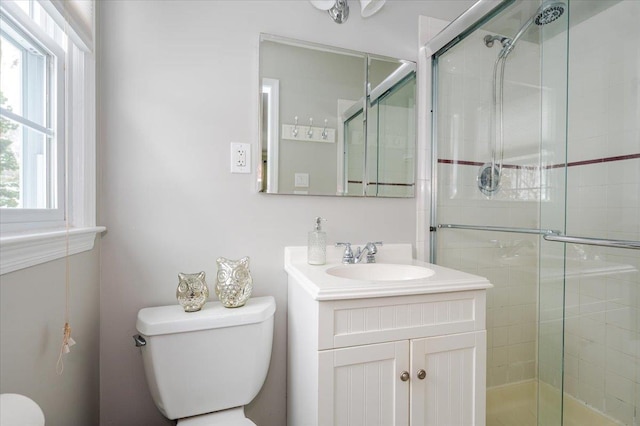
[410,331,486,426]
[319,341,410,426]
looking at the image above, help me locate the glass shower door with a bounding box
[432,0,639,425]
[431,0,569,424]
[551,1,640,425]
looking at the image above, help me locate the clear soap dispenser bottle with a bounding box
[308,217,327,265]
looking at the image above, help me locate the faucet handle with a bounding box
[363,242,383,263]
[336,242,354,264]
[367,241,383,252]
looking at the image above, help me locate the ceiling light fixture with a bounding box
[310,0,385,24]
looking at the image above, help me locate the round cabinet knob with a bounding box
[417,369,426,380]
[400,371,410,382]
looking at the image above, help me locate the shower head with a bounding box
[498,1,566,57]
[534,2,565,25]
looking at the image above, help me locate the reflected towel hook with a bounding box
[321,119,328,139]
[307,117,314,138]
[292,116,299,137]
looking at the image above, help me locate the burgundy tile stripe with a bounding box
[347,180,415,187]
[438,159,485,167]
[437,159,528,169]
[551,153,640,169]
[438,153,640,169]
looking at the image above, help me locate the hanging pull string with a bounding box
[56,213,73,375]
[56,14,75,376]
[56,322,76,375]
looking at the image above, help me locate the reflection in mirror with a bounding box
[261,78,279,193]
[258,34,416,197]
[366,57,416,197]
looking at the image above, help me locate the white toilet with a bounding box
[0,393,45,426]
[135,296,275,425]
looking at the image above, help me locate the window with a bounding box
[1,10,65,227]
[0,0,103,274]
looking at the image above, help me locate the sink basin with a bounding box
[326,263,435,282]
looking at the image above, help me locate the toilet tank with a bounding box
[136,296,276,420]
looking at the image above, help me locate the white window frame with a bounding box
[1,7,65,227]
[0,0,104,275]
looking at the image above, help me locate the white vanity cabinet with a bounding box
[408,331,486,426]
[288,283,487,426]
[318,340,410,425]
[285,245,490,426]
[317,330,486,426]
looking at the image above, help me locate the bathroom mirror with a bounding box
[258,34,416,197]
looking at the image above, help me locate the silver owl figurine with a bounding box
[176,271,209,312]
[215,256,253,308]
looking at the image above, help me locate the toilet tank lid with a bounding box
[136,296,276,336]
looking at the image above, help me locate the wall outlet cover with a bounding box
[231,143,251,173]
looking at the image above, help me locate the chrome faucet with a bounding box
[336,242,383,264]
[336,242,354,263]
[355,242,383,263]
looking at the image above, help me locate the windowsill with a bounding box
[0,226,106,275]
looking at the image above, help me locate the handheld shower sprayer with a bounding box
[478,1,565,196]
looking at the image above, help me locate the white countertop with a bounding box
[285,244,492,301]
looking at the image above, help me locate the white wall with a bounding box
[97,1,475,425]
[0,246,101,426]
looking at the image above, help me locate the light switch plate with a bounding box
[294,173,309,187]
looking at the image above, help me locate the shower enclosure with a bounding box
[429,0,639,424]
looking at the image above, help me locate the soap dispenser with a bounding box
[308,217,327,265]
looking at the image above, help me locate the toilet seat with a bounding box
[0,394,45,426]
[177,407,256,426]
